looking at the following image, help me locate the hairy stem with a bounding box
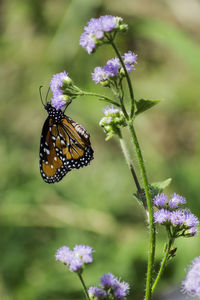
[152,238,174,294]
[82,91,120,107]
[110,40,135,117]
[128,121,156,300]
[118,130,143,203]
[77,272,90,300]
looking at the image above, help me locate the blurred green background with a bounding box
[0,0,200,299]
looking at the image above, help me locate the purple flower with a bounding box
[123,51,138,65]
[55,244,93,273]
[154,209,171,224]
[185,227,198,237]
[113,279,130,299]
[123,51,138,72]
[80,15,126,54]
[182,256,200,297]
[100,273,116,288]
[84,18,104,39]
[50,71,69,96]
[80,32,96,54]
[88,286,107,299]
[51,94,66,110]
[92,67,109,83]
[73,245,93,264]
[104,58,120,77]
[103,105,120,116]
[170,209,199,228]
[68,254,83,272]
[170,210,186,227]
[168,193,186,209]
[100,15,121,32]
[184,210,199,228]
[55,246,83,272]
[153,193,168,207]
[55,246,72,264]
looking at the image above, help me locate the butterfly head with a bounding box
[45,103,64,123]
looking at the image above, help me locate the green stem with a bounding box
[128,121,156,300]
[118,130,143,203]
[152,238,174,294]
[82,91,120,107]
[77,272,90,300]
[110,40,135,117]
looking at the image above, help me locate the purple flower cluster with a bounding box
[55,245,93,272]
[88,273,130,299]
[182,256,200,297]
[153,193,199,237]
[50,71,71,110]
[80,15,126,54]
[92,52,137,84]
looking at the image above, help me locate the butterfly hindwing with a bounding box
[50,116,94,170]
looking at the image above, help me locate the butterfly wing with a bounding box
[39,116,69,183]
[50,116,94,171]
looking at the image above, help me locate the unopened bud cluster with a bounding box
[99,106,127,140]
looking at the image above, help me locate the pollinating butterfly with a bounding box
[39,102,94,184]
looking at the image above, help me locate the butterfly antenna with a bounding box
[39,86,45,106]
[63,99,72,113]
[45,86,51,104]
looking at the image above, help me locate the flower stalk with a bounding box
[77,272,91,300]
[152,238,174,294]
[128,121,155,300]
[109,39,135,118]
[117,129,144,205]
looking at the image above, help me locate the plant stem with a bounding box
[110,40,135,117]
[77,272,90,300]
[152,238,174,294]
[82,91,120,107]
[118,130,144,204]
[128,121,156,300]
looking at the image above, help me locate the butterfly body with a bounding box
[40,104,93,183]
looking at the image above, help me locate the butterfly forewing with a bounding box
[39,104,94,183]
[40,117,69,183]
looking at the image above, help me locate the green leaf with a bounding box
[135,98,161,116]
[133,178,172,209]
[150,178,172,197]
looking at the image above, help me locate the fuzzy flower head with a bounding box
[91,67,109,84]
[92,52,137,86]
[88,287,107,299]
[50,71,71,96]
[182,256,200,297]
[99,106,127,140]
[55,245,93,273]
[153,193,168,207]
[100,273,116,289]
[168,193,186,209]
[113,279,130,299]
[49,71,75,110]
[80,15,127,54]
[104,58,120,77]
[154,209,171,224]
[51,94,68,110]
[88,273,130,300]
[170,209,199,229]
[122,51,138,72]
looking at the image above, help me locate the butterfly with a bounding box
[39,102,94,183]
